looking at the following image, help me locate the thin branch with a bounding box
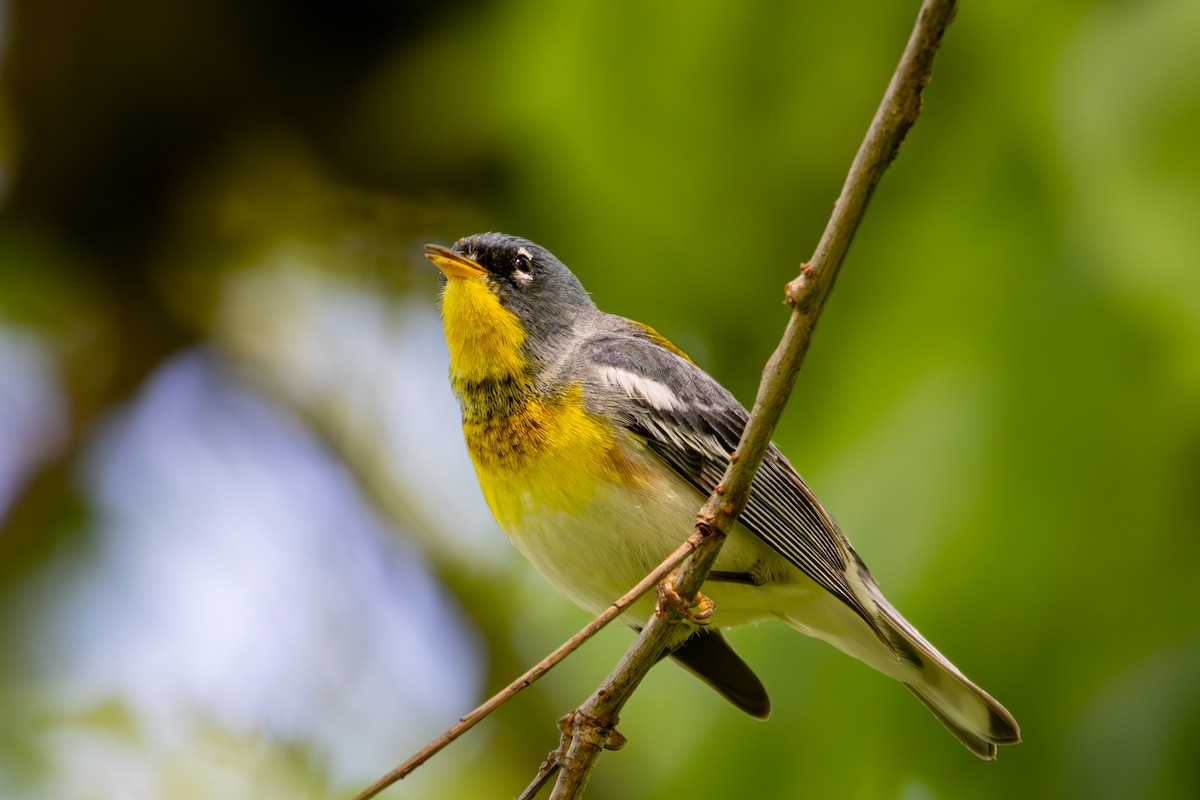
[549,0,959,795]
[349,532,706,800]
[517,757,561,800]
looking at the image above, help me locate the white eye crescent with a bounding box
[513,247,534,286]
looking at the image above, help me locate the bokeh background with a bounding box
[1,0,1198,798]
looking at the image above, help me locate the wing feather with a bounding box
[580,323,877,630]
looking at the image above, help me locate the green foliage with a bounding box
[2,0,1198,798]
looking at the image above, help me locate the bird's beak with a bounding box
[424,244,487,279]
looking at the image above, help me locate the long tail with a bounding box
[778,582,1021,759]
[872,588,1021,759]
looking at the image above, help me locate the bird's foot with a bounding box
[557,711,626,753]
[655,568,715,625]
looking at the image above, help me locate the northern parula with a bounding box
[425,232,1019,758]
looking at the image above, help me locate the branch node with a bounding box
[784,264,813,308]
[603,730,628,752]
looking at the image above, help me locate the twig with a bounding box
[517,756,561,800]
[549,0,959,796]
[349,533,705,800]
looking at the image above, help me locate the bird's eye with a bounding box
[511,247,534,287]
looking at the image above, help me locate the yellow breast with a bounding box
[466,385,651,529]
[440,274,647,531]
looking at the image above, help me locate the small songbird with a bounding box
[426,232,1019,758]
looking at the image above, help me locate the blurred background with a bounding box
[1,0,1198,798]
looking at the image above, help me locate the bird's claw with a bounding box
[655,568,715,625]
[556,711,626,753]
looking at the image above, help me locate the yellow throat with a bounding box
[438,275,642,529]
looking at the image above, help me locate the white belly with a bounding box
[501,466,807,630]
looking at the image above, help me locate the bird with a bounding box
[425,231,1020,759]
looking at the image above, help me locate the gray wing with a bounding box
[578,321,876,629]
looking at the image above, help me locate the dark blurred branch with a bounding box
[0,0,455,598]
[548,0,959,796]
[0,0,420,595]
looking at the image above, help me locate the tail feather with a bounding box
[904,681,1018,759]
[777,580,1020,759]
[876,601,1021,759]
[666,629,772,720]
